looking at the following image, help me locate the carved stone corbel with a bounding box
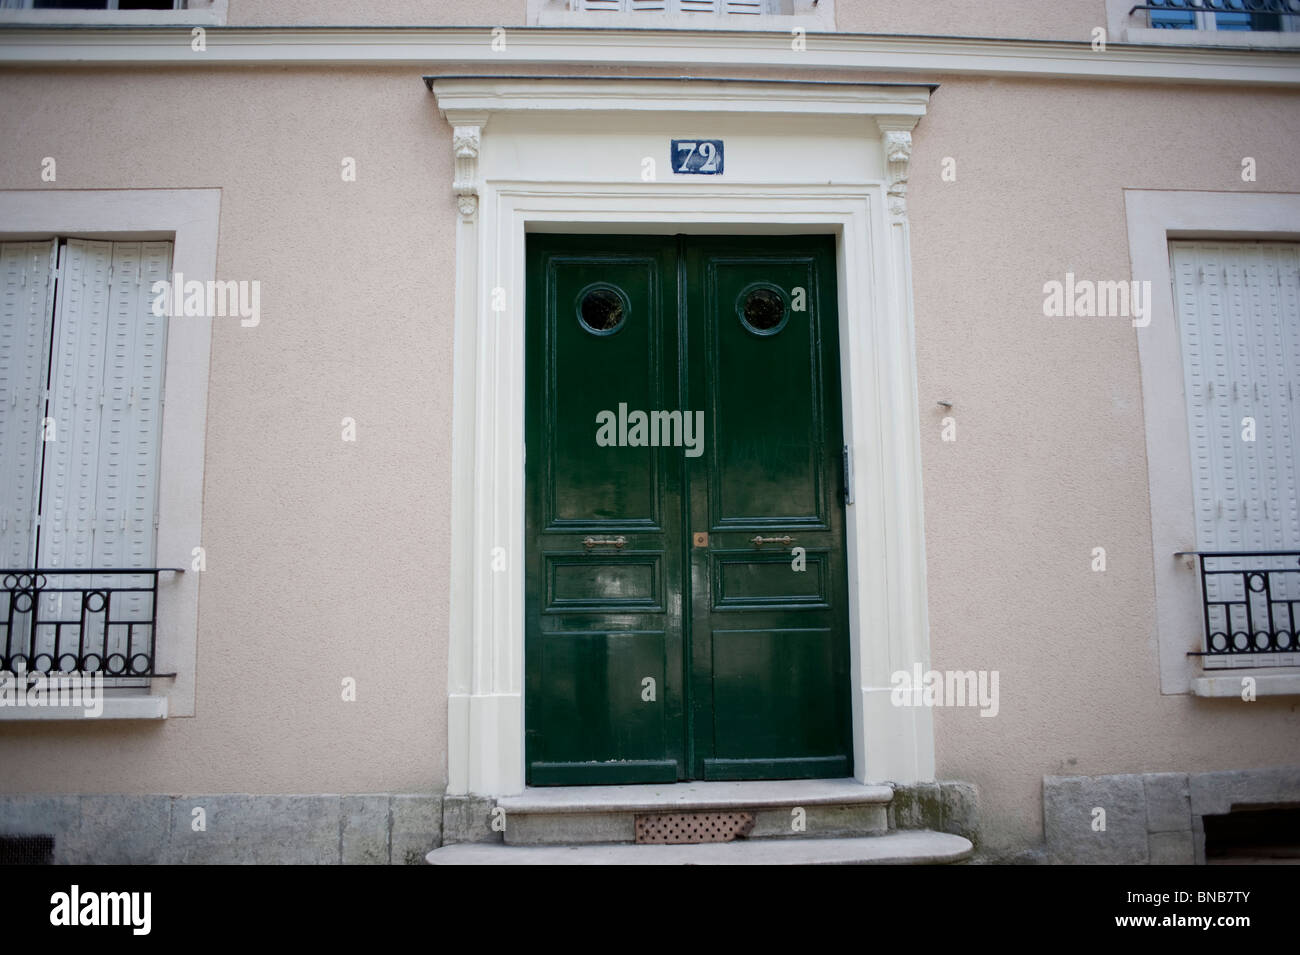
[882,127,912,219]
[452,124,482,220]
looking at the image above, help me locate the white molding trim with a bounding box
[0,188,221,719]
[435,77,934,796]
[1125,189,1300,696]
[430,78,931,117]
[1,27,1298,84]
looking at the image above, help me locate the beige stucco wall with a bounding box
[909,77,1300,853]
[0,59,1297,855]
[225,0,1106,41]
[0,67,457,794]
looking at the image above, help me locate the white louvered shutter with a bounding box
[39,239,112,579]
[0,241,56,571]
[1171,242,1300,655]
[95,241,171,672]
[0,241,56,668]
[36,239,171,673]
[1173,242,1300,552]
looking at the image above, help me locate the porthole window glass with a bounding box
[576,284,629,335]
[737,283,789,335]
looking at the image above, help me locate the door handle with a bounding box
[583,536,627,550]
[751,535,794,548]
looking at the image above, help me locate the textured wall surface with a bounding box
[224,0,1106,39]
[908,76,1300,855]
[0,59,1297,859]
[0,67,456,795]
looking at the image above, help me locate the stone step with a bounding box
[496,779,894,846]
[428,830,973,865]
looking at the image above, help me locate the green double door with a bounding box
[525,234,851,785]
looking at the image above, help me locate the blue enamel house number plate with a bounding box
[671,139,724,175]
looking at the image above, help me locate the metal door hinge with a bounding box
[842,444,854,506]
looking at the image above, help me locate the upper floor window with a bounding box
[570,0,773,12]
[1170,241,1300,670]
[0,238,172,683]
[528,0,832,29]
[1139,0,1298,33]
[0,0,224,23]
[2,1,182,9]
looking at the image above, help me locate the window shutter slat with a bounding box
[92,241,171,659]
[0,240,56,572]
[34,238,171,669]
[36,239,113,657]
[38,239,112,579]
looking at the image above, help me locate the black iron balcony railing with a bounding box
[0,568,181,677]
[1131,0,1298,29]
[1179,551,1300,657]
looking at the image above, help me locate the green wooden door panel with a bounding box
[529,628,681,785]
[699,253,828,527]
[706,627,849,776]
[525,235,685,785]
[526,233,851,785]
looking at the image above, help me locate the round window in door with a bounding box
[736,282,790,336]
[576,283,630,336]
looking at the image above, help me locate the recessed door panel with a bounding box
[530,629,680,785]
[705,257,826,527]
[544,254,665,529]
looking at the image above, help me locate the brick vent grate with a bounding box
[635,811,755,844]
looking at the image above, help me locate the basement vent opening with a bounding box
[635,811,755,844]
[1203,805,1300,864]
[0,834,55,865]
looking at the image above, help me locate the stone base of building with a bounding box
[1042,767,1300,864]
[0,781,981,864]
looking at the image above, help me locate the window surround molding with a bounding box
[527,0,834,31]
[0,0,225,26]
[432,76,933,796]
[1106,0,1300,49]
[0,188,220,720]
[1126,188,1300,699]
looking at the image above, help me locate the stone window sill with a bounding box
[0,695,167,720]
[1192,669,1300,698]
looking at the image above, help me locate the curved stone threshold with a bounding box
[428,830,973,865]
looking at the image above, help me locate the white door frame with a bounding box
[434,78,935,794]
